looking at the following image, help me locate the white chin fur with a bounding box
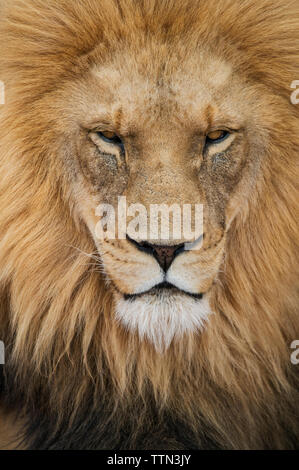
[115,292,211,351]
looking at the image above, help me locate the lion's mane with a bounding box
[0,0,298,449]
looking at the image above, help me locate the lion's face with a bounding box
[60,46,269,349]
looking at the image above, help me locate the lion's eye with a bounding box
[206,130,229,145]
[97,131,124,150]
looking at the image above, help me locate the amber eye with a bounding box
[97,130,124,150]
[206,130,229,144]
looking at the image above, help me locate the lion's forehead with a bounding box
[88,50,241,130]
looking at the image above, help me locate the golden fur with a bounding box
[0,0,298,449]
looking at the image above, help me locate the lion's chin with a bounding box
[114,290,211,351]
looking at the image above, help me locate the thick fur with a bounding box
[0,0,299,449]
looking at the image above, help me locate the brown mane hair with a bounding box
[0,0,298,449]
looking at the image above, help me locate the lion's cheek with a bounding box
[98,242,164,295]
[167,253,222,294]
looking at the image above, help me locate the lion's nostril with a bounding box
[126,235,184,272]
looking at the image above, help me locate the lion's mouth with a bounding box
[123,281,204,301]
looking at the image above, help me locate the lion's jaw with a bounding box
[93,228,224,349]
[91,213,223,349]
[115,289,211,351]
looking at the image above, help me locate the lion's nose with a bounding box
[152,244,185,271]
[127,236,185,272]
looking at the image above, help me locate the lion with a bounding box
[0,0,298,450]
